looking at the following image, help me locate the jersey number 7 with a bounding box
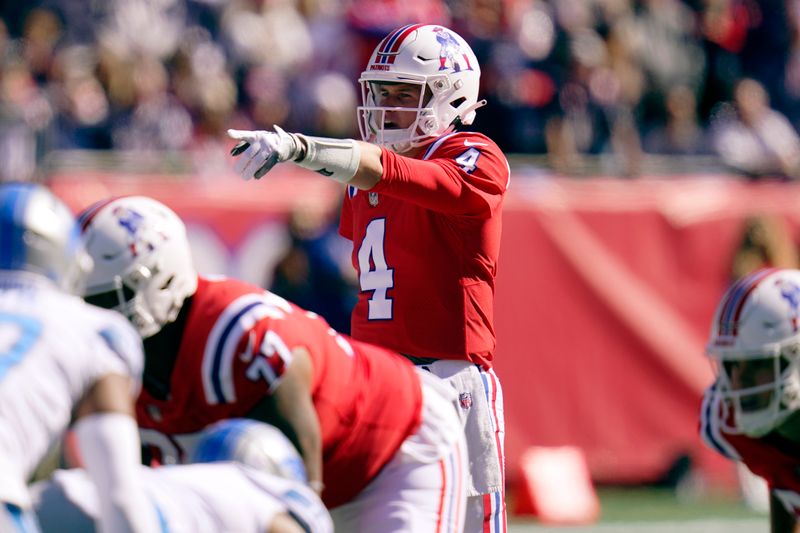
[0,313,42,380]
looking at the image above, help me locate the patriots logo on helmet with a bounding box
[433,27,473,73]
[777,278,800,331]
[112,206,166,257]
[113,206,145,236]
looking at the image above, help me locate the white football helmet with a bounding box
[357,24,485,153]
[0,182,92,294]
[707,268,800,437]
[192,419,307,485]
[79,196,197,338]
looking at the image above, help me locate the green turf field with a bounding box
[508,486,766,532]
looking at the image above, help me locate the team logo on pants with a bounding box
[459,392,472,409]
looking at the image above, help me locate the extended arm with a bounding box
[229,126,382,190]
[228,127,505,214]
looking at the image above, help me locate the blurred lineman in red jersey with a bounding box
[701,268,800,532]
[228,23,508,532]
[78,196,467,533]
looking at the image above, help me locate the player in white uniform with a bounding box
[32,419,333,533]
[0,183,159,533]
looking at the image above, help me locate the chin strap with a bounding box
[458,99,487,124]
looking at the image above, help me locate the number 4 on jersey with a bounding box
[455,147,481,173]
[357,219,394,320]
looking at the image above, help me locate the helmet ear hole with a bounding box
[450,97,466,109]
[421,116,438,133]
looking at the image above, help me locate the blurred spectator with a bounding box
[221,0,313,72]
[4,0,800,169]
[303,72,359,137]
[544,115,581,174]
[730,214,800,280]
[111,56,193,151]
[630,0,705,96]
[171,27,239,175]
[0,59,52,181]
[711,77,800,179]
[269,201,357,334]
[49,45,112,149]
[643,85,712,155]
[97,0,186,60]
[21,8,62,83]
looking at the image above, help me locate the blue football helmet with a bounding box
[192,419,308,485]
[0,182,91,293]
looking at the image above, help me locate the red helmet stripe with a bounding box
[386,23,424,53]
[376,24,425,64]
[379,24,413,54]
[78,197,120,232]
[718,268,778,336]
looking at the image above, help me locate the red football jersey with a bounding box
[339,131,510,368]
[700,383,800,514]
[136,276,423,508]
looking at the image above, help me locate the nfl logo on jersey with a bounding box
[368,192,379,206]
[459,392,472,410]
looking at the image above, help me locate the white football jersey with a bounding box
[33,463,333,533]
[0,272,143,507]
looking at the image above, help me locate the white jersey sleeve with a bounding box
[0,275,144,507]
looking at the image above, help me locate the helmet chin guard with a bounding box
[707,268,800,436]
[79,196,197,338]
[357,24,484,153]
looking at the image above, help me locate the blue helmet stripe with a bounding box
[0,185,32,271]
[12,186,33,272]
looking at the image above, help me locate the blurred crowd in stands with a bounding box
[2,0,800,180]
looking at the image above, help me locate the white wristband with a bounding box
[75,413,159,533]
[294,134,361,184]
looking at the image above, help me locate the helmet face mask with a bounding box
[707,269,800,437]
[357,24,483,153]
[80,197,197,338]
[712,348,800,436]
[83,261,174,337]
[359,78,432,152]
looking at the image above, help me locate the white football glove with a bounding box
[227,126,303,180]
